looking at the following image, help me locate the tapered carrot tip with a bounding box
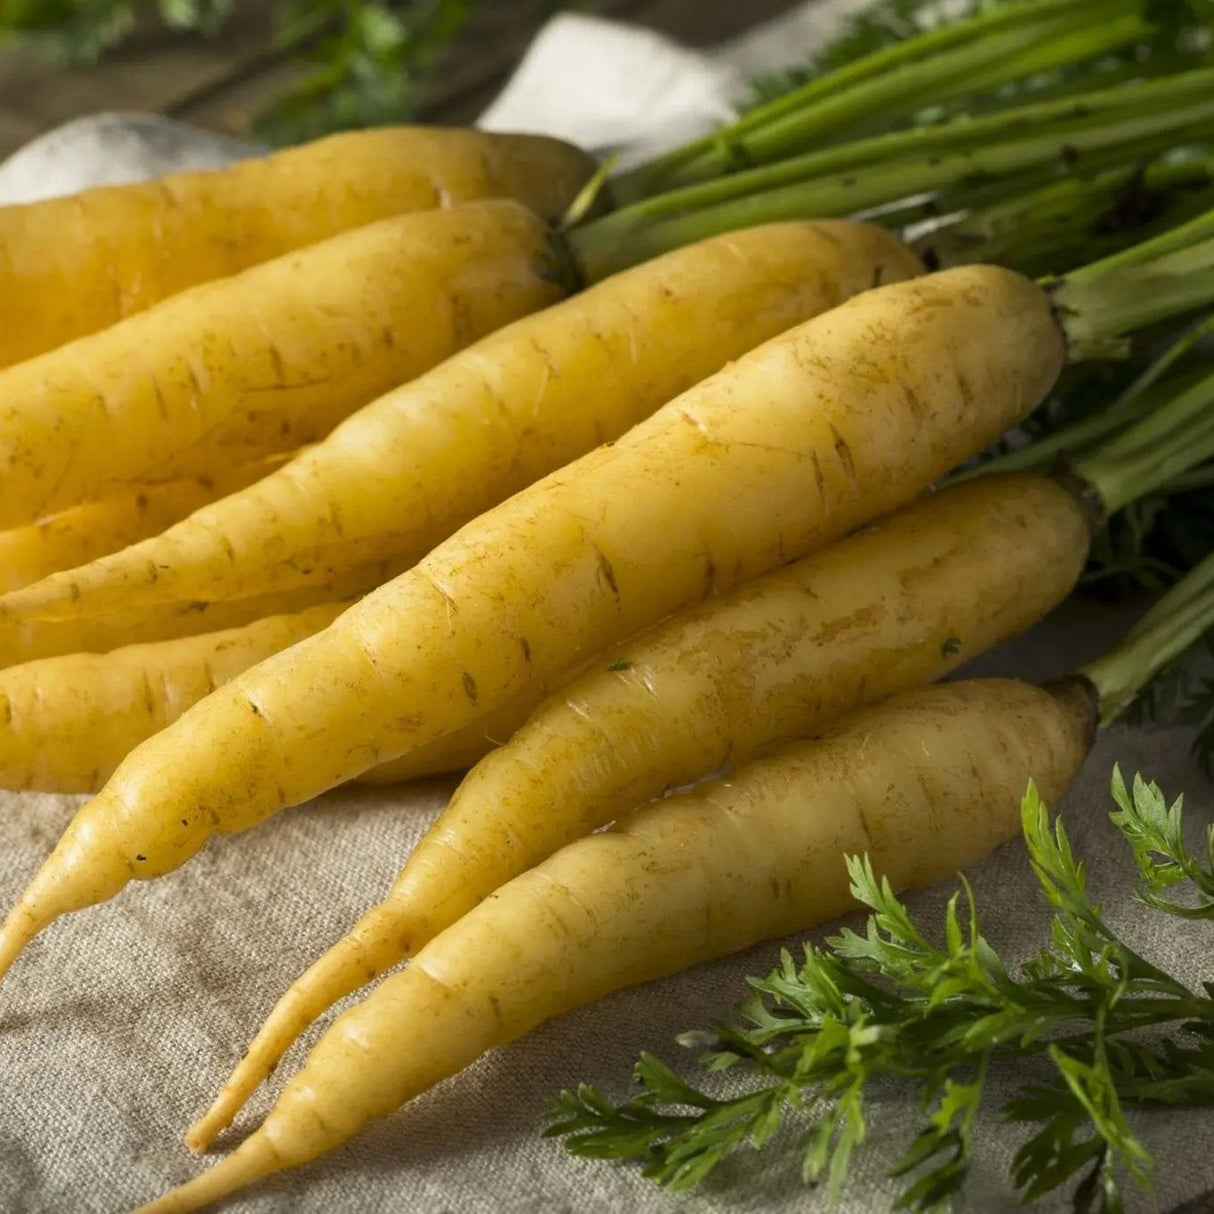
[132,1132,282,1214]
[0,904,41,985]
[0,797,132,984]
[0,865,95,984]
[186,1102,237,1157]
[185,983,326,1152]
[186,899,409,1153]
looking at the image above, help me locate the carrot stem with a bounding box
[1049,210,1214,358]
[1165,465,1214,494]
[572,67,1214,280]
[614,0,1149,199]
[1082,549,1214,722]
[1076,366,1214,514]
[911,156,1214,275]
[596,67,1214,231]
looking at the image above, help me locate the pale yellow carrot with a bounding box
[0,200,563,529]
[0,126,594,368]
[140,678,1094,1213]
[0,454,292,593]
[0,557,403,668]
[187,469,1093,1143]
[0,618,555,795]
[0,265,1064,982]
[0,604,343,793]
[357,683,572,786]
[1,220,923,618]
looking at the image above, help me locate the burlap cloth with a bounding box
[1,591,1210,1214]
[2,6,1212,1212]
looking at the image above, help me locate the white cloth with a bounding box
[478,14,739,168]
[0,112,257,206]
[480,2,878,167]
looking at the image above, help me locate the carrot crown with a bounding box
[1047,205,1214,359]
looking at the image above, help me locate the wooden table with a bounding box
[0,0,805,160]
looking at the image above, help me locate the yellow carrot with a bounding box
[0,616,555,795]
[0,265,1064,983]
[1,220,923,618]
[141,678,1095,1213]
[355,697,530,784]
[195,336,1214,1139]
[0,604,343,793]
[0,200,563,529]
[187,470,1093,1142]
[0,126,593,368]
[0,454,292,593]
[0,557,404,668]
[358,656,609,785]
[355,704,525,784]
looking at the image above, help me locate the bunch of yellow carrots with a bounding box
[0,3,1213,1208]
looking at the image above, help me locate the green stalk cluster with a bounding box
[572,67,1214,281]
[911,154,1214,275]
[614,0,1153,200]
[1084,549,1214,722]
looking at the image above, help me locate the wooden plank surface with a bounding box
[0,0,807,159]
[0,6,276,152]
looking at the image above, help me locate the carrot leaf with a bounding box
[1112,764,1214,914]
